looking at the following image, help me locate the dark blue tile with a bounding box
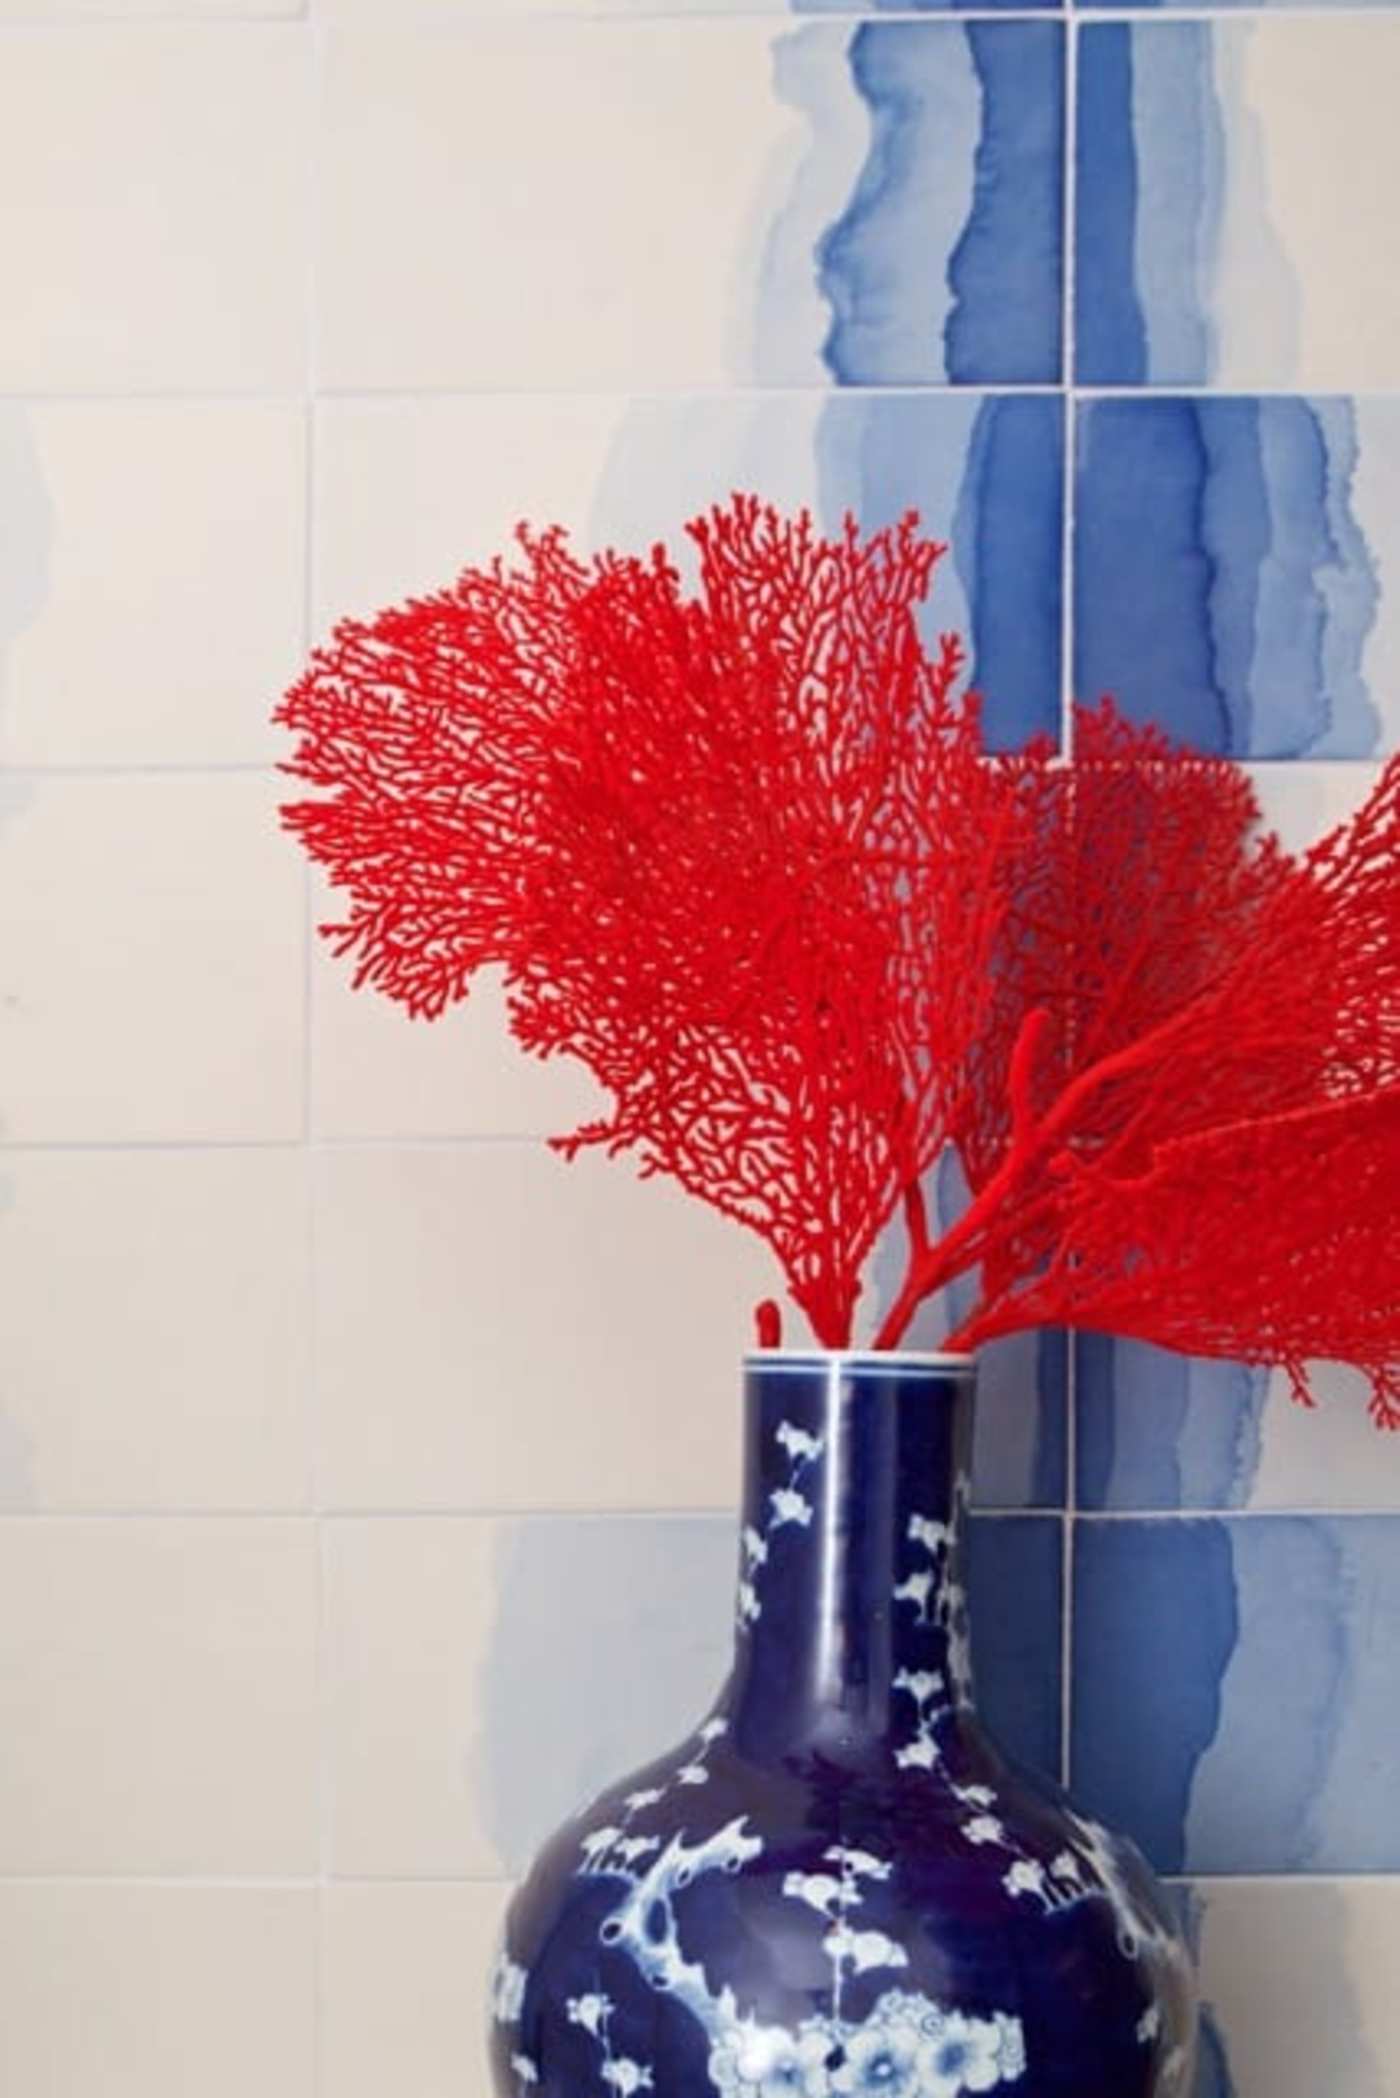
[967,1513,1064,1781]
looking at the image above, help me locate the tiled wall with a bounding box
[0,2,1397,2094]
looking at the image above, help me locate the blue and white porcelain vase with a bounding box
[489,1351,1197,2098]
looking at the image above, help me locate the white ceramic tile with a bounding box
[312,392,844,632]
[322,1882,508,2098]
[1193,1879,1400,2098]
[315,1143,782,1510]
[0,27,308,390]
[317,20,856,392]
[311,932,605,1140]
[0,775,303,1142]
[312,395,625,628]
[0,1148,310,1510]
[1249,762,1385,856]
[0,1884,316,2098]
[325,1513,733,1876]
[0,0,301,14]
[0,1517,317,1872]
[325,1519,503,1877]
[0,403,305,767]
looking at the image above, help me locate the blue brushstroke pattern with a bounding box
[814,392,1063,750]
[966,1516,1064,1782]
[1072,1519,1238,1873]
[819,23,1064,386]
[1076,1336,1268,1511]
[1074,26,1147,385]
[1075,396,1382,757]
[951,395,1064,749]
[797,0,1055,15]
[1128,23,1220,385]
[944,25,1065,382]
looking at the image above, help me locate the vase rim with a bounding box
[744,1347,974,1373]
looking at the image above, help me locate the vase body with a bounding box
[489,1352,1197,2098]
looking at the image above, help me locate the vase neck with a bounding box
[722,1353,976,1766]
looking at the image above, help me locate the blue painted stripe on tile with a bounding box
[1071,1518,1239,1873]
[819,24,1064,387]
[1074,26,1148,385]
[1074,1517,1400,1875]
[944,24,1065,383]
[952,394,1064,749]
[1074,395,1382,756]
[967,1513,1064,1781]
[815,391,1063,750]
[1076,1335,1267,1512]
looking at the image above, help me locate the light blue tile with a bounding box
[1076,1338,1269,1512]
[1073,1517,1400,1874]
[1075,395,1400,758]
[475,1515,737,1875]
[1076,1337,1399,1513]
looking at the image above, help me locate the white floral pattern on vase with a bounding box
[737,1419,826,1631]
[570,1803,1027,2098]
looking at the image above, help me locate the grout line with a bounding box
[300,16,330,2095]
[2,754,1386,786]
[1058,11,1078,1796]
[2,1502,1395,1520]
[14,382,1400,406]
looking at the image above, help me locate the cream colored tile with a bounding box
[323,1882,508,2098]
[317,22,823,391]
[0,1149,310,1510]
[0,27,308,390]
[311,950,605,1140]
[313,396,623,630]
[0,775,303,1141]
[325,1514,734,1878]
[0,1884,316,2098]
[0,0,301,14]
[315,1143,776,1511]
[0,1888,314,2098]
[1194,1879,1400,2097]
[0,1518,317,1871]
[0,403,305,767]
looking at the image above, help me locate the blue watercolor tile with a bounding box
[1076,1336,1269,1512]
[1074,395,1390,758]
[1075,21,1400,392]
[1072,1516,1400,1874]
[819,22,1064,385]
[478,1515,738,1874]
[967,1514,1064,1782]
[592,392,1064,753]
[820,393,1065,750]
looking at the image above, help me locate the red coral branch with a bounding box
[277,498,1400,1422]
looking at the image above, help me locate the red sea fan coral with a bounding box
[277,497,1400,1420]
